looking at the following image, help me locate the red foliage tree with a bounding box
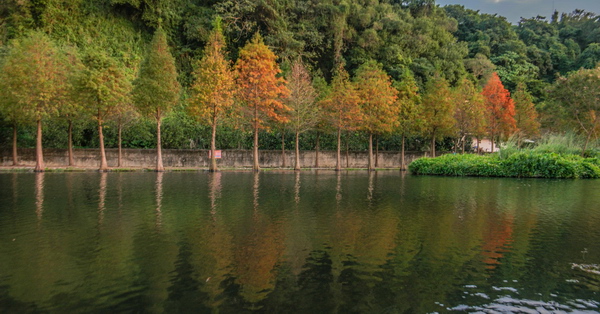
[482,72,516,151]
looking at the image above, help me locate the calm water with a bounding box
[0,171,599,313]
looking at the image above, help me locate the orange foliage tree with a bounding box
[189,18,236,172]
[235,33,289,171]
[482,72,516,152]
[321,64,362,171]
[355,60,399,171]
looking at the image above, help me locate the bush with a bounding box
[409,153,600,179]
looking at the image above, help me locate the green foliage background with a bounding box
[1,0,599,152]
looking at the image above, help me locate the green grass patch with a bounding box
[409,153,600,179]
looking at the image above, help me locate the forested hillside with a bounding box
[1,0,599,163]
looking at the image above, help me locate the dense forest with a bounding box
[0,0,599,169]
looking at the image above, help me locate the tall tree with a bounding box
[453,77,487,153]
[549,67,600,155]
[77,50,132,171]
[421,75,456,157]
[235,32,289,171]
[285,58,319,171]
[321,64,361,171]
[482,72,516,152]
[512,82,540,140]
[0,60,27,166]
[0,31,68,171]
[395,71,422,170]
[58,46,85,167]
[133,26,181,172]
[188,18,236,172]
[355,60,399,171]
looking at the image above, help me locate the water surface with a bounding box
[0,171,599,313]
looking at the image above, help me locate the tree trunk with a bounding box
[430,131,436,158]
[12,123,18,166]
[210,114,218,172]
[582,130,593,157]
[253,114,260,171]
[346,133,349,168]
[281,132,286,168]
[295,131,301,171]
[315,131,320,168]
[68,120,75,166]
[98,116,109,172]
[34,119,44,172]
[375,135,379,168]
[156,113,164,172]
[335,128,341,171]
[401,134,406,171]
[368,133,374,171]
[117,119,123,168]
[462,134,466,154]
[490,133,495,153]
[477,138,481,155]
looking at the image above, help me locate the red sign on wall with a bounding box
[208,150,222,159]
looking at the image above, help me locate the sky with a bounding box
[435,0,600,24]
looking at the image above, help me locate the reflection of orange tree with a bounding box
[233,213,285,306]
[188,172,235,310]
[481,214,514,269]
[324,182,399,311]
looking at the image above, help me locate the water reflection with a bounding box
[155,172,163,229]
[209,172,221,216]
[336,172,342,202]
[0,173,599,313]
[98,172,107,225]
[35,172,44,221]
[294,171,300,204]
[253,172,259,212]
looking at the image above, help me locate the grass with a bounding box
[409,134,600,179]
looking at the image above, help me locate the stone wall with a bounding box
[0,148,429,169]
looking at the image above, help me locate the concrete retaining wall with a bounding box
[1,148,430,169]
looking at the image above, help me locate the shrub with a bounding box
[409,152,600,179]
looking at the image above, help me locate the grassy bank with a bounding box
[409,134,600,179]
[408,153,600,178]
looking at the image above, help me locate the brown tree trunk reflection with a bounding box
[35,172,44,220]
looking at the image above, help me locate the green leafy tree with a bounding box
[394,71,422,170]
[235,32,290,171]
[421,75,456,157]
[56,46,85,167]
[133,26,181,172]
[355,60,399,171]
[512,82,540,140]
[77,50,132,171]
[188,18,236,172]
[285,58,319,171]
[321,64,361,171]
[549,67,600,155]
[453,77,487,153]
[0,31,68,171]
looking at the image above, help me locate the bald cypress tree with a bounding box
[0,31,69,172]
[133,26,181,172]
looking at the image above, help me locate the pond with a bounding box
[0,171,599,313]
